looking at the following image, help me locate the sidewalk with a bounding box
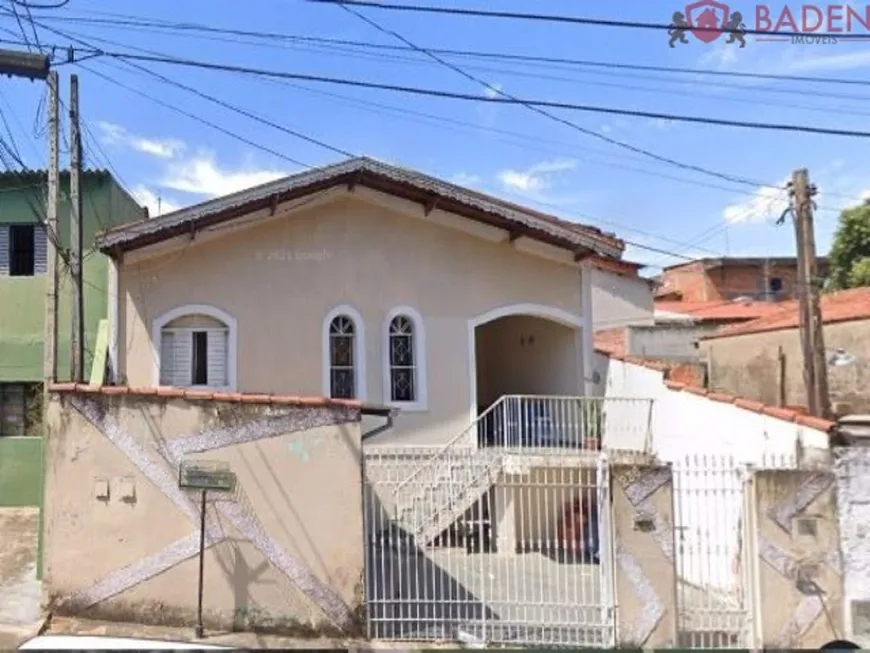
[45,616,461,650]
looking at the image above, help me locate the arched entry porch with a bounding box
[468,303,595,449]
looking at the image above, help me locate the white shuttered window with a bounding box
[159,314,230,388]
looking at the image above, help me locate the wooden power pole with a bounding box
[69,74,84,382]
[43,71,59,392]
[791,169,831,419]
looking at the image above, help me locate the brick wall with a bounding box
[661,263,802,302]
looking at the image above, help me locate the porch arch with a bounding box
[467,303,585,423]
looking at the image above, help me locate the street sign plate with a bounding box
[178,460,237,492]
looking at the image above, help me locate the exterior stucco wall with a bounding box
[611,464,676,647]
[603,357,830,461]
[590,267,653,332]
[701,320,870,414]
[753,469,842,648]
[42,391,364,634]
[0,175,142,382]
[626,323,719,362]
[117,192,585,445]
[475,315,578,408]
[834,448,870,647]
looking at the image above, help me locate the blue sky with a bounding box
[2,0,870,272]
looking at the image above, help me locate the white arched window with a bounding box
[152,305,237,390]
[382,306,427,411]
[322,306,366,401]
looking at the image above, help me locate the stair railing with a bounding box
[392,396,506,501]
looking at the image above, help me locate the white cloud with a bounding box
[483,83,503,99]
[722,179,790,224]
[131,185,182,217]
[648,118,671,130]
[783,49,870,73]
[697,40,739,70]
[497,159,577,193]
[98,121,185,160]
[450,172,482,187]
[161,154,287,197]
[600,124,612,134]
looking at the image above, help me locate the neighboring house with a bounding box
[96,157,626,446]
[656,256,829,302]
[699,286,870,414]
[588,255,654,332]
[594,298,785,364]
[0,169,143,436]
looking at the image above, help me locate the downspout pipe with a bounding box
[361,405,396,441]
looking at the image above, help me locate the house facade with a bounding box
[0,169,143,435]
[100,157,626,446]
[699,287,870,415]
[657,256,830,303]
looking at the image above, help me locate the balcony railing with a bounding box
[477,395,653,451]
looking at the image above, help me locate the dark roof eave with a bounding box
[98,164,622,259]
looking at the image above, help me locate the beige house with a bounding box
[99,157,632,446]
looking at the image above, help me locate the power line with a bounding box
[71,50,870,141]
[17,21,802,262]
[76,62,710,264]
[79,62,314,169]
[305,0,870,40]
[12,19,814,264]
[30,12,870,89]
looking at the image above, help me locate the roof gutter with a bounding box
[361,405,396,442]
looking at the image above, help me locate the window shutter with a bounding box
[160,330,193,386]
[0,226,8,275]
[172,331,193,386]
[33,226,47,275]
[206,329,229,387]
[159,331,175,385]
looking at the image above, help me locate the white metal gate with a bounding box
[672,455,751,648]
[362,447,616,648]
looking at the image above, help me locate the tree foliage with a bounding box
[828,202,870,290]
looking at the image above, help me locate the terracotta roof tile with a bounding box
[654,299,787,323]
[703,286,870,340]
[593,328,626,357]
[48,383,362,410]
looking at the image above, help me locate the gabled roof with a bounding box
[96,157,624,258]
[702,286,870,340]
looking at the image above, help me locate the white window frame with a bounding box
[151,304,238,391]
[382,305,427,412]
[321,305,367,402]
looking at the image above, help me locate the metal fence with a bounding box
[363,445,615,647]
[671,453,798,649]
[480,395,652,451]
[364,443,802,649]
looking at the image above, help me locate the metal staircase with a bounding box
[392,399,508,545]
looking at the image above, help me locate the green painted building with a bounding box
[0,169,144,437]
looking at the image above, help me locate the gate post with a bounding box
[742,466,764,650]
[610,460,677,647]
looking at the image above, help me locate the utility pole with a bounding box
[791,169,831,419]
[762,258,772,301]
[69,74,84,382]
[43,71,59,393]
